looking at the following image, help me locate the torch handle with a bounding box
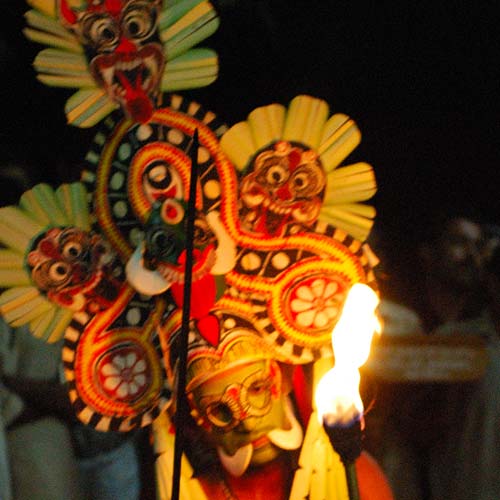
[344,461,361,500]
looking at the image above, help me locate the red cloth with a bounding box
[199,453,291,500]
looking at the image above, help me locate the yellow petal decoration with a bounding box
[24,0,220,127]
[289,357,349,500]
[0,182,91,342]
[289,412,350,500]
[153,412,209,500]
[220,95,377,242]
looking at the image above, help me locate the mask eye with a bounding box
[292,171,310,191]
[94,241,109,255]
[205,399,238,429]
[48,261,71,283]
[146,163,172,190]
[193,217,214,248]
[264,163,288,187]
[245,375,272,410]
[62,241,83,260]
[290,163,325,197]
[82,14,119,50]
[122,3,157,42]
[142,161,184,204]
[147,227,174,255]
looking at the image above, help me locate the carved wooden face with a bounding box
[60,0,165,123]
[188,359,288,463]
[27,227,119,312]
[239,141,326,236]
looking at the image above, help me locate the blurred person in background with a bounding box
[0,319,85,500]
[368,207,500,500]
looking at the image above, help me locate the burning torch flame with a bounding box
[315,283,380,426]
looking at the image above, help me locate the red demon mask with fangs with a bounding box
[60,0,165,123]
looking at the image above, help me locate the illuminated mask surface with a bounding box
[240,141,326,236]
[60,0,165,123]
[27,227,120,312]
[188,359,288,464]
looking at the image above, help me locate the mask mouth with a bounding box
[251,435,271,449]
[217,425,294,476]
[125,243,171,295]
[215,397,303,475]
[91,43,164,121]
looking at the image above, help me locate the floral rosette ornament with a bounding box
[0,182,123,342]
[24,0,220,126]
[63,283,171,431]
[0,181,170,429]
[219,95,379,364]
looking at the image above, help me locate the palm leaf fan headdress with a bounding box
[0,182,120,342]
[220,94,377,242]
[24,0,220,127]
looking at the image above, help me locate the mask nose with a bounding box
[275,184,292,201]
[115,36,137,56]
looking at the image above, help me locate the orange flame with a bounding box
[315,283,380,426]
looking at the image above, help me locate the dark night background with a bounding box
[1,1,500,263]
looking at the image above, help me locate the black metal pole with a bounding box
[171,128,199,500]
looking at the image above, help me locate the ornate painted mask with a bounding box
[183,324,303,475]
[27,226,120,313]
[59,0,165,123]
[189,359,284,451]
[240,141,326,236]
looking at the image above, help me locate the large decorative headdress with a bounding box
[217,95,379,364]
[9,0,392,495]
[220,94,376,241]
[0,182,122,342]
